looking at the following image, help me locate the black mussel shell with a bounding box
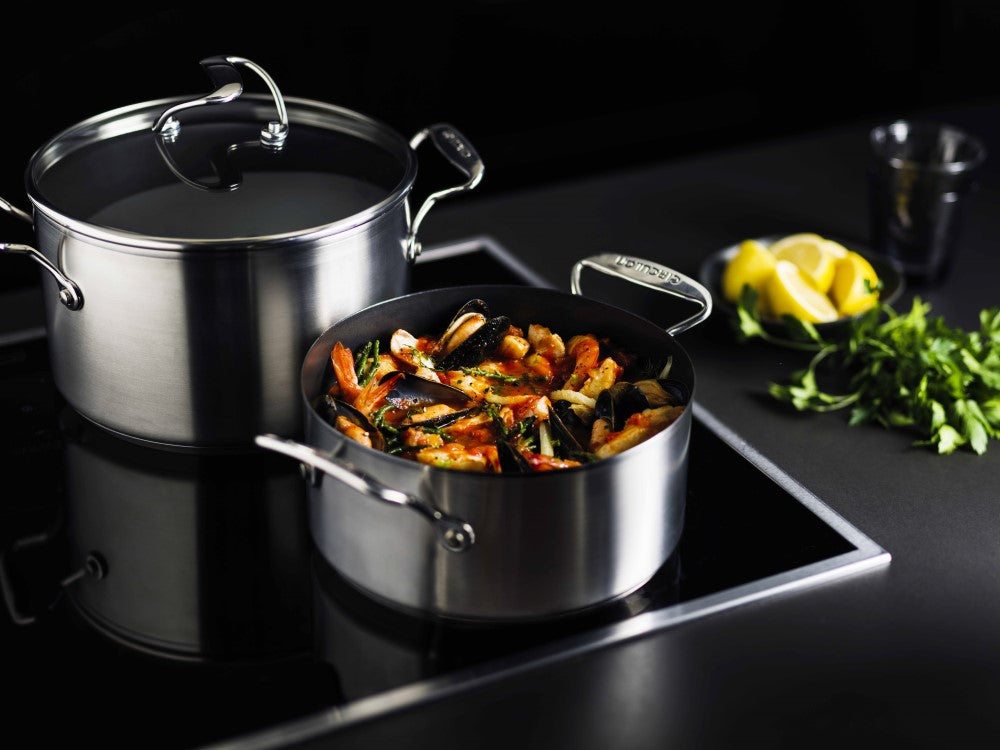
[383,371,475,409]
[660,379,691,405]
[314,395,385,451]
[437,315,512,370]
[595,382,650,431]
[550,400,587,454]
[632,378,690,407]
[446,299,490,325]
[498,440,532,473]
[404,407,480,429]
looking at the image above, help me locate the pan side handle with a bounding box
[255,434,475,553]
[0,243,83,311]
[571,253,712,337]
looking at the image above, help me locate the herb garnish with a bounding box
[452,366,547,385]
[354,340,381,387]
[735,288,1000,454]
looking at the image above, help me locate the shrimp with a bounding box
[335,416,373,449]
[562,335,600,391]
[354,371,403,417]
[331,342,361,402]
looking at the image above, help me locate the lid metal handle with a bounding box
[405,124,485,261]
[571,253,712,337]
[152,55,289,150]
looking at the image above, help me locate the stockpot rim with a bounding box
[299,282,698,481]
[22,94,418,252]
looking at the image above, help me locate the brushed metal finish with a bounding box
[274,284,699,620]
[152,56,289,149]
[571,253,713,336]
[255,434,475,551]
[34,207,410,447]
[8,90,482,447]
[305,406,688,620]
[0,241,83,309]
[405,124,485,260]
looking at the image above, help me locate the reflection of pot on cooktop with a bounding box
[50,409,314,661]
[312,548,681,703]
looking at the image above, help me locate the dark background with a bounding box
[3,2,1000,284]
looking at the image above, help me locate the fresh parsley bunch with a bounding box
[736,287,1000,455]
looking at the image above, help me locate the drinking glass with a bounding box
[868,121,986,284]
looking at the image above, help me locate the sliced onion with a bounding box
[548,390,597,409]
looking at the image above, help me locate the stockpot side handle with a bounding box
[405,124,485,261]
[571,253,712,337]
[255,434,475,553]
[0,243,83,311]
[152,55,289,150]
[1,516,107,626]
[1,196,32,225]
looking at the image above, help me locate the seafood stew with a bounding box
[318,298,689,472]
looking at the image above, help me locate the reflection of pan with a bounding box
[313,550,681,702]
[4,410,314,662]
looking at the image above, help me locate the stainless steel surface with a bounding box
[405,124,485,260]
[152,56,289,149]
[227,400,891,750]
[255,434,475,552]
[0,195,32,224]
[571,253,713,337]
[34,206,410,447]
[0,242,82,310]
[259,265,704,620]
[1,60,484,447]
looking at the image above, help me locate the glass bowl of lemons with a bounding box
[699,233,904,335]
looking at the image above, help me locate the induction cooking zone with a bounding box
[0,236,888,749]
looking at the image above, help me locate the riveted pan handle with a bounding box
[571,253,712,337]
[255,434,475,553]
[405,124,485,261]
[0,243,83,310]
[152,55,289,150]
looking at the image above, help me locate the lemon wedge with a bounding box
[768,233,825,254]
[766,260,838,323]
[721,239,776,303]
[772,235,837,293]
[822,239,850,260]
[831,251,880,316]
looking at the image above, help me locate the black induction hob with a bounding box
[0,237,889,750]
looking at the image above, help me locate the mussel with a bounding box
[314,395,386,451]
[549,400,588,455]
[383,372,480,428]
[437,315,512,370]
[437,299,491,358]
[498,440,533,473]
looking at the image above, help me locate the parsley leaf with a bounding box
[736,293,1000,455]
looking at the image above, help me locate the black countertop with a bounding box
[283,105,1000,748]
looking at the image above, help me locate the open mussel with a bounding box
[437,315,512,370]
[437,299,490,357]
[549,400,587,454]
[632,378,690,408]
[595,382,649,432]
[498,440,532,473]
[314,395,386,451]
[383,372,480,428]
[384,371,475,409]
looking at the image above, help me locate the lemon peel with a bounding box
[765,260,838,323]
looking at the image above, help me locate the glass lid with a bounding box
[27,57,415,243]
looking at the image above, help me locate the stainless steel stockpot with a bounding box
[0,56,483,449]
[258,254,712,621]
